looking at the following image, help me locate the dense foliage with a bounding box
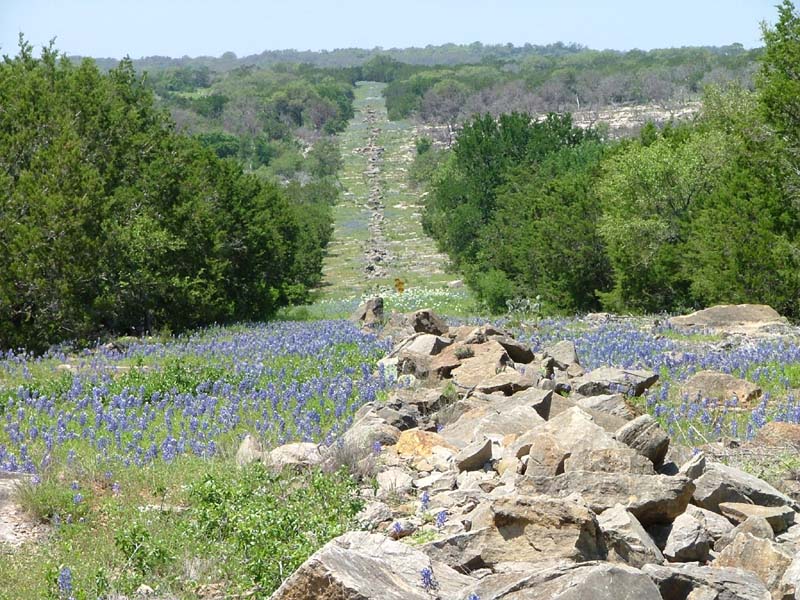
[0,41,334,351]
[382,45,760,123]
[419,1,800,317]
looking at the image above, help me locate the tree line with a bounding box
[0,39,343,352]
[416,1,800,318]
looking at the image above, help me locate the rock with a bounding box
[693,462,796,513]
[643,563,772,600]
[650,512,711,562]
[268,442,322,470]
[521,406,651,476]
[544,340,581,370]
[669,304,785,334]
[718,503,795,534]
[270,531,472,600]
[352,297,384,327]
[342,415,401,455]
[615,415,670,466]
[474,369,535,395]
[564,447,655,475]
[451,341,513,389]
[577,393,637,420]
[356,501,393,530]
[396,350,433,378]
[682,371,762,406]
[779,556,800,600]
[403,333,452,356]
[755,422,800,449]
[408,309,448,336]
[715,517,776,552]
[235,434,264,466]
[507,387,553,420]
[598,503,665,568]
[395,429,458,459]
[376,468,413,498]
[685,505,735,541]
[439,398,546,448]
[679,452,707,481]
[714,533,794,599]
[521,472,695,525]
[454,439,493,472]
[572,366,659,397]
[492,336,535,364]
[468,562,662,600]
[424,495,606,570]
[462,325,510,344]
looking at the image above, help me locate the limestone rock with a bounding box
[235,434,264,466]
[615,414,670,466]
[492,336,535,364]
[685,504,735,541]
[571,366,659,397]
[643,563,772,600]
[342,415,401,455]
[650,512,711,563]
[402,333,452,356]
[424,495,606,570]
[755,422,800,449]
[577,393,637,420]
[521,472,695,525]
[682,371,762,406]
[376,468,413,498]
[408,309,448,336]
[269,531,472,600]
[356,501,393,530]
[352,297,384,327]
[692,462,796,513]
[718,502,795,534]
[715,516,775,552]
[668,304,784,334]
[455,439,493,472]
[598,503,665,568]
[545,340,581,370]
[714,533,794,599]
[268,442,322,470]
[395,429,458,459]
[451,341,513,389]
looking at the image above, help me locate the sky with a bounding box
[0,0,781,59]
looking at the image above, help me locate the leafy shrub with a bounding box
[189,464,362,594]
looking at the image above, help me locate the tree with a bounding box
[759,0,800,154]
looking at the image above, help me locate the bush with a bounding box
[189,464,362,594]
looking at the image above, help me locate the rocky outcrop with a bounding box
[669,304,786,335]
[270,312,800,600]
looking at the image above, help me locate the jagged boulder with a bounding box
[615,415,670,466]
[692,462,796,513]
[269,531,472,600]
[682,371,762,406]
[718,502,795,534]
[268,442,322,470]
[352,297,384,327]
[571,366,659,397]
[423,495,606,570]
[650,512,711,562]
[235,434,264,466]
[643,563,772,600]
[466,562,662,600]
[669,304,785,334]
[521,472,695,525]
[714,533,795,599]
[598,504,665,568]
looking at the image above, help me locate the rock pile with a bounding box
[357,107,392,279]
[267,308,800,600]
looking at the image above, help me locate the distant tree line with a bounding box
[417,1,800,318]
[0,39,337,352]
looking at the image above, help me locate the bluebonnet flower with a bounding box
[372,440,383,455]
[57,566,73,599]
[420,491,430,512]
[419,567,438,591]
[435,510,447,529]
[73,493,83,505]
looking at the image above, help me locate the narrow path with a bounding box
[321,82,457,300]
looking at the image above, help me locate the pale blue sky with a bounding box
[0,0,781,59]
